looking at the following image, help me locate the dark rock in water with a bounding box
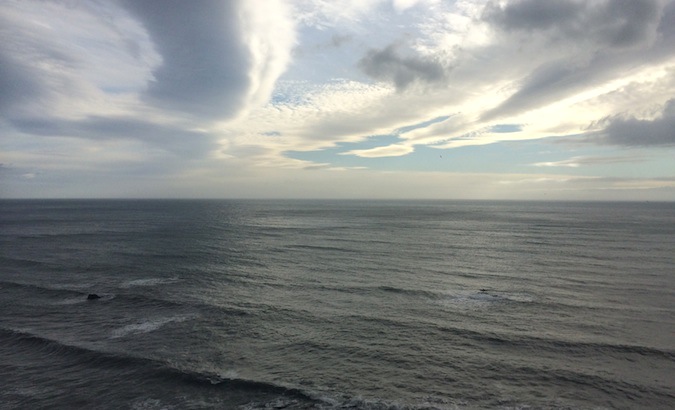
[87,293,101,300]
[479,289,488,292]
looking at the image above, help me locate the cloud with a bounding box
[121,0,295,120]
[0,0,295,123]
[533,155,645,168]
[358,44,446,91]
[0,5,89,118]
[0,48,44,117]
[0,1,160,117]
[329,34,353,48]
[2,0,674,200]
[120,0,249,119]
[0,0,297,177]
[480,61,589,121]
[589,99,675,146]
[342,143,414,158]
[292,0,384,28]
[483,0,582,32]
[10,116,215,157]
[479,0,672,122]
[240,0,675,165]
[483,0,663,49]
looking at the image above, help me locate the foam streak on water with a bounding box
[0,199,674,409]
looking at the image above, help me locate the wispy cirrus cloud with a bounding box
[532,155,646,168]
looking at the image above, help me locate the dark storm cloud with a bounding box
[120,0,251,120]
[592,99,675,146]
[11,116,216,157]
[358,45,446,91]
[483,0,662,49]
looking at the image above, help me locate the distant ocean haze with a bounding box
[0,199,673,409]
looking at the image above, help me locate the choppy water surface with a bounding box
[1,200,673,409]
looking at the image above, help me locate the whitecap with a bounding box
[121,277,180,288]
[111,314,195,339]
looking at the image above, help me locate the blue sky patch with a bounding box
[490,124,522,133]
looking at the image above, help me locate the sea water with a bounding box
[1,199,673,409]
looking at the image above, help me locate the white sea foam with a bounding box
[111,315,195,339]
[121,277,180,288]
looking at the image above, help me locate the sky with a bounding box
[1,0,674,200]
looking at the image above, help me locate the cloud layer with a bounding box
[1,0,674,200]
[121,0,253,119]
[359,45,447,91]
[594,99,675,146]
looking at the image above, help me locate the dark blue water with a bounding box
[1,200,674,409]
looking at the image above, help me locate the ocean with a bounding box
[0,199,673,409]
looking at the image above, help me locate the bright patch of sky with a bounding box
[1,0,674,200]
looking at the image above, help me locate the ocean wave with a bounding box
[308,394,468,410]
[375,285,438,299]
[0,280,87,297]
[12,231,103,239]
[285,244,360,253]
[506,335,675,361]
[0,279,248,317]
[2,326,671,409]
[111,315,197,339]
[0,327,316,403]
[437,289,536,307]
[344,312,675,363]
[0,256,50,270]
[0,280,121,307]
[374,285,536,306]
[438,323,675,362]
[0,327,145,369]
[121,277,181,288]
[113,292,251,320]
[0,328,469,409]
[130,397,178,410]
[52,296,91,305]
[486,362,675,408]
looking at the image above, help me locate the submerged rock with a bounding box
[87,293,101,300]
